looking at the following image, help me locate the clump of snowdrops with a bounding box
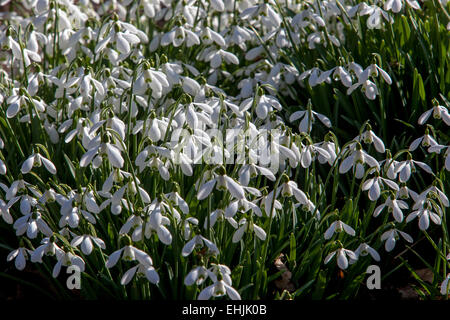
[0,0,449,300]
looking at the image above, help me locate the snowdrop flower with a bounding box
[384,0,420,13]
[238,163,276,186]
[380,151,399,180]
[95,19,146,56]
[324,247,357,270]
[21,152,57,175]
[4,34,41,67]
[418,100,450,126]
[197,168,246,201]
[299,67,329,87]
[381,228,413,252]
[182,217,199,240]
[254,94,282,120]
[198,279,241,300]
[141,213,172,246]
[339,143,380,179]
[332,66,353,87]
[441,274,450,295]
[204,209,238,230]
[7,247,33,271]
[409,129,438,151]
[225,197,263,219]
[359,4,393,29]
[120,261,159,286]
[6,90,45,119]
[397,183,417,200]
[373,193,409,222]
[324,220,356,240]
[203,48,239,69]
[277,177,308,205]
[134,65,170,98]
[240,2,281,29]
[0,159,5,176]
[181,235,219,257]
[406,201,442,230]
[289,108,332,133]
[80,140,124,169]
[428,144,450,171]
[298,142,332,168]
[166,190,189,215]
[31,237,64,263]
[200,27,226,47]
[317,139,338,165]
[232,218,266,243]
[354,243,380,262]
[71,234,106,255]
[106,244,153,268]
[362,172,399,201]
[161,25,200,48]
[13,210,53,239]
[198,264,240,300]
[356,125,385,153]
[52,250,85,278]
[185,266,209,286]
[347,64,391,100]
[394,154,433,182]
[0,198,15,224]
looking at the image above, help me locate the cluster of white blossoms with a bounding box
[0,0,449,299]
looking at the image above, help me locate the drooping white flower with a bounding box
[71,234,106,255]
[324,220,356,240]
[384,0,421,13]
[120,262,159,286]
[106,244,153,269]
[380,228,413,252]
[7,247,33,271]
[197,170,246,201]
[356,127,385,153]
[339,143,380,179]
[406,201,442,231]
[324,248,357,270]
[441,273,450,295]
[359,4,393,29]
[231,218,266,243]
[185,266,209,286]
[394,155,433,182]
[181,235,219,257]
[52,251,85,278]
[290,109,332,133]
[354,243,381,262]
[198,279,241,300]
[362,173,399,201]
[21,153,57,175]
[373,194,409,222]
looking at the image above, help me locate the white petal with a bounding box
[337,250,349,269]
[145,266,160,284]
[21,155,35,174]
[224,176,245,200]
[106,143,124,168]
[197,179,217,200]
[106,249,123,268]
[253,224,267,241]
[121,266,138,285]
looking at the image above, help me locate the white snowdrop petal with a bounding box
[197,179,217,200]
[21,155,35,174]
[106,143,124,168]
[121,266,138,285]
[224,176,245,200]
[40,156,57,174]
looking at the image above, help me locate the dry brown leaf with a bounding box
[273,253,295,292]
